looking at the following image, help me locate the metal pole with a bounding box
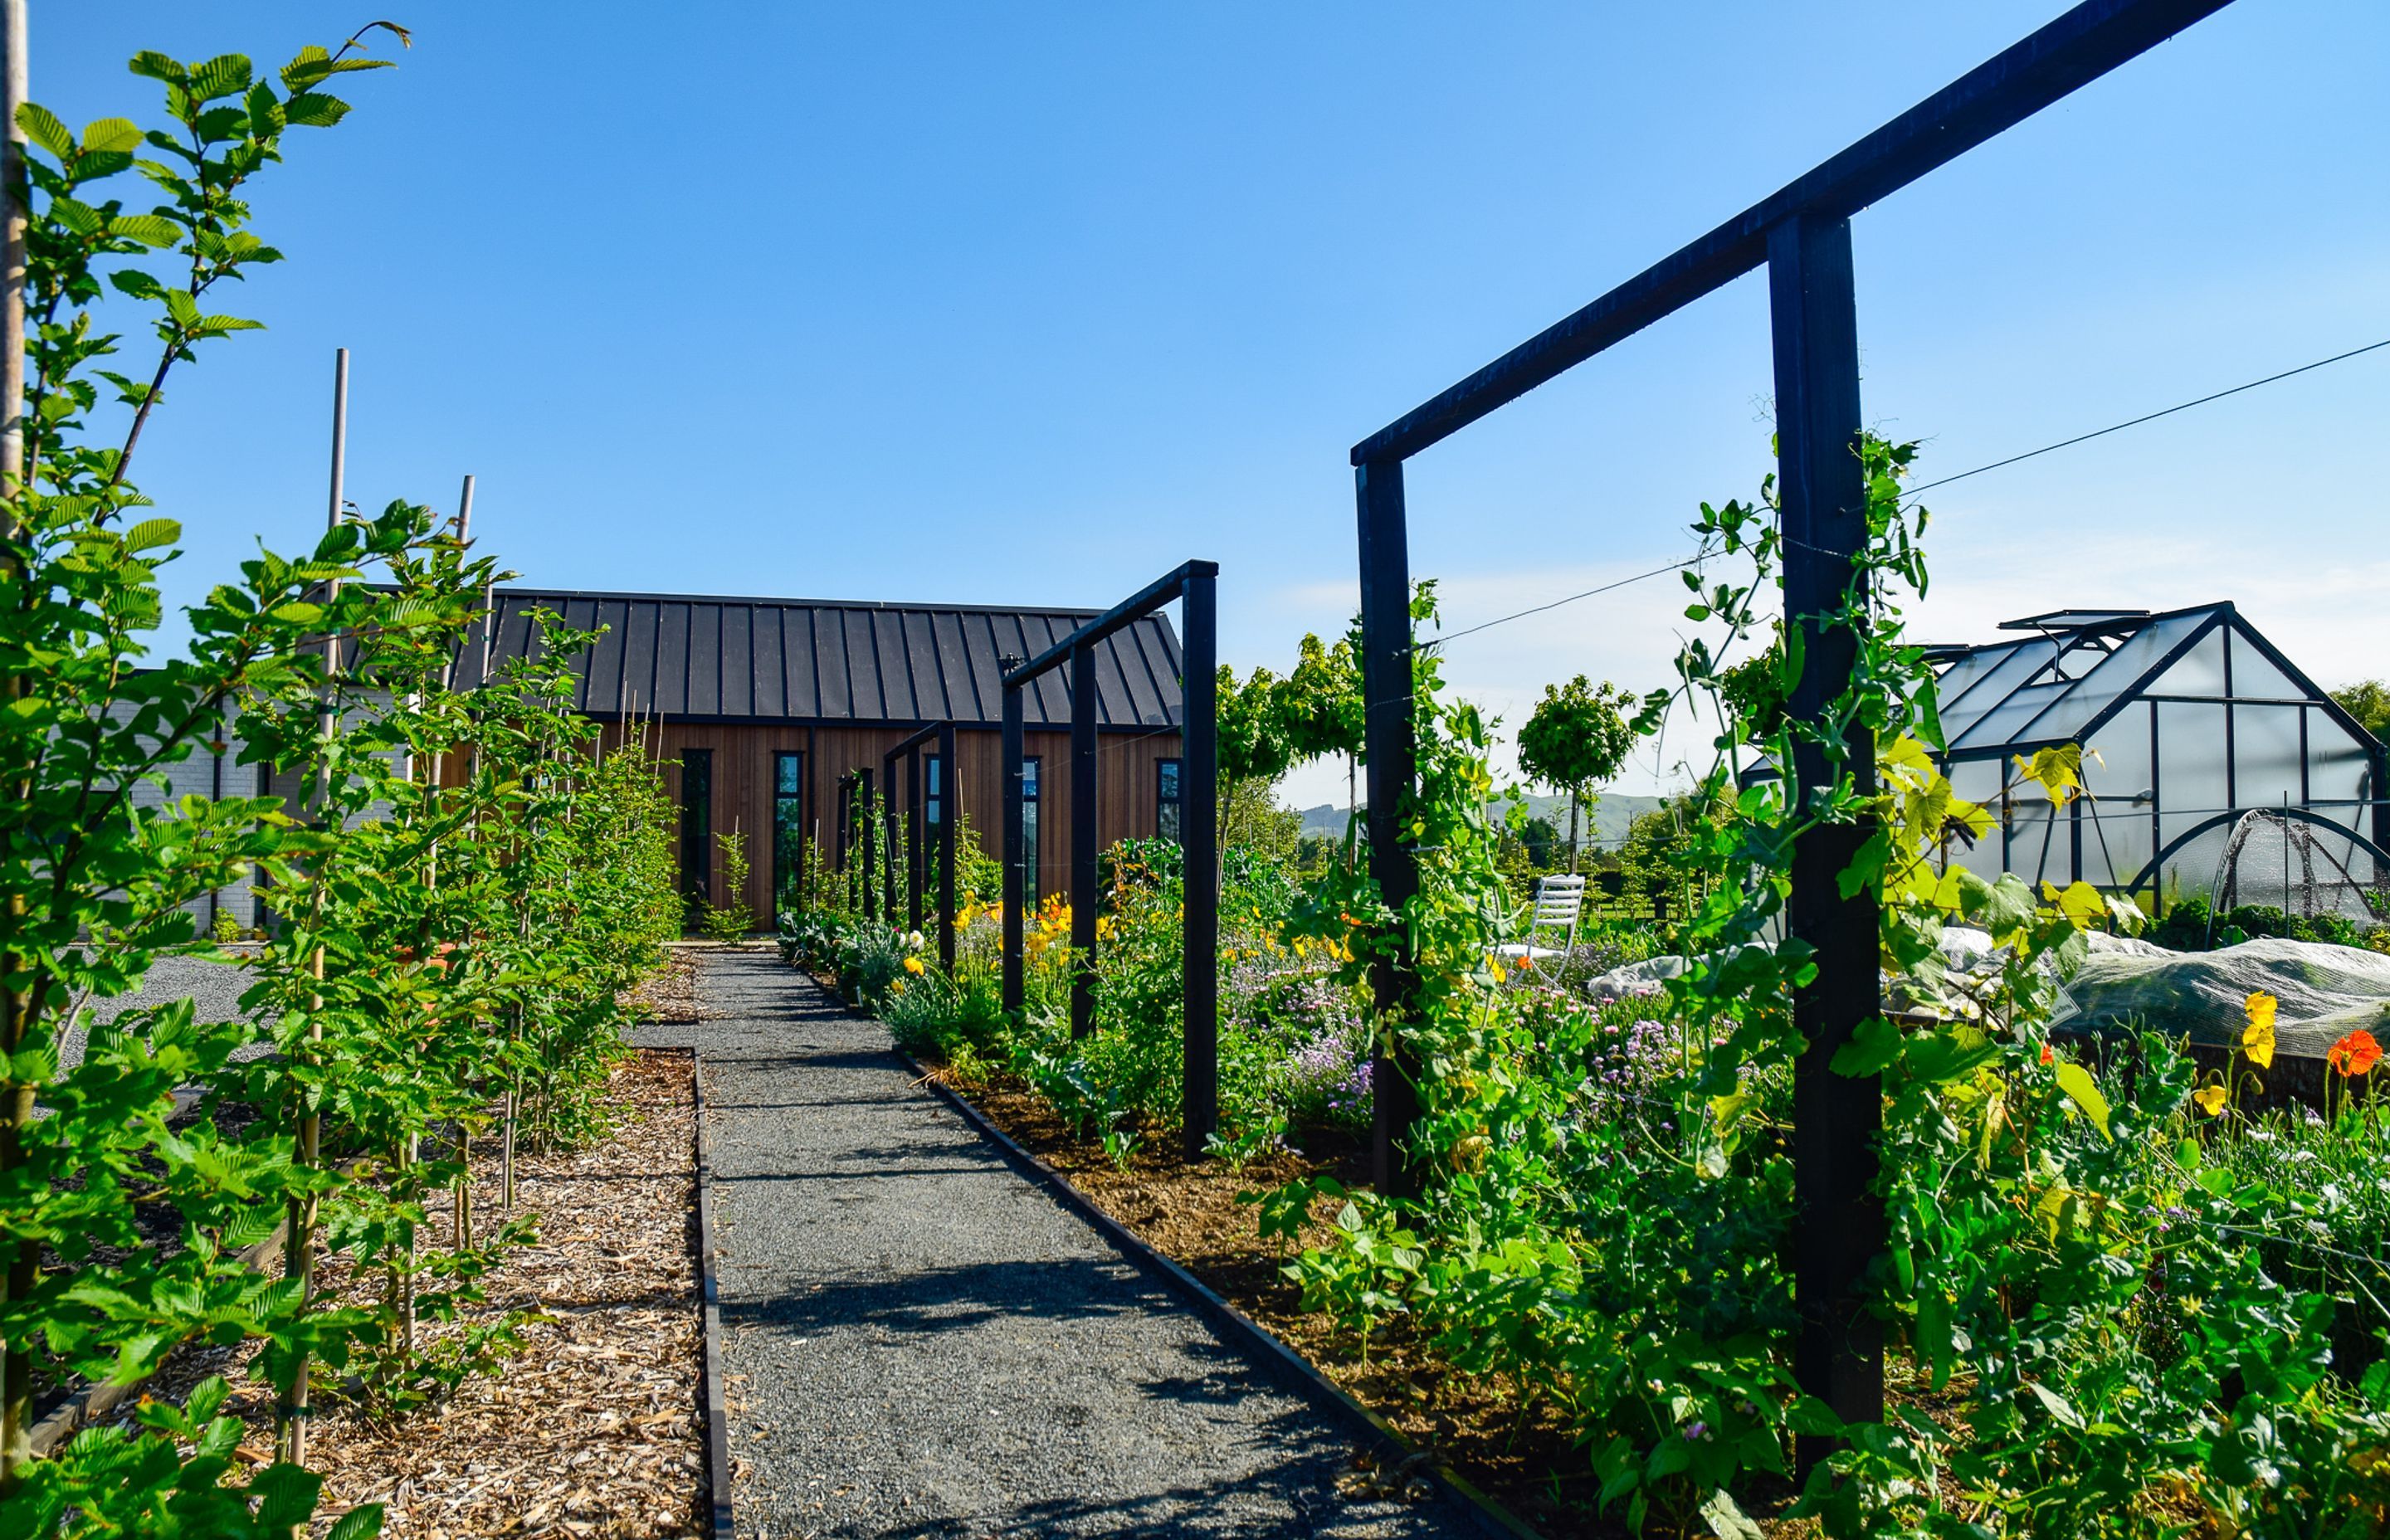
[1769,211,1885,1464]
[1355,459,1422,1198]
[939,723,958,972]
[1181,568,1220,1157]
[1070,643,1099,1040]
[1001,664,1026,1014]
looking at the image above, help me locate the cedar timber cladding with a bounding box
[456,590,1188,925]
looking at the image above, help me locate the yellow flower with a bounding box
[2241,992,2277,1070]
[2192,1083,2227,1117]
[904,956,925,976]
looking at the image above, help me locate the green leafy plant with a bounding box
[705,827,754,941]
[0,28,682,1535]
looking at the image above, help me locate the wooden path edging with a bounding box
[889,1041,1544,1540]
[692,1047,736,1540]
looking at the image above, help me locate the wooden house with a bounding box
[456,588,1189,928]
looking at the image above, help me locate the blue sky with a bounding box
[42,2,2390,801]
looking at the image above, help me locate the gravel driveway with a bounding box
[643,951,1482,1540]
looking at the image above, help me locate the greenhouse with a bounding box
[1928,603,2390,917]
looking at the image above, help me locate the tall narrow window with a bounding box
[772,751,805,920]
[1157,758,1184,843]
[1022,756,1041,904]
[680,748,713,924]
[924,754,944,831]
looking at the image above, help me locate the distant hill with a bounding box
[1298,792,1669,851]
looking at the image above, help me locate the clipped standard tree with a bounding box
[1515,675,1638,873]
[1280,630,1365,862]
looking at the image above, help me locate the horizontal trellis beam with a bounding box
[1004,561,1217,685]
[1349,0,2233,467]
[883,719,946,758]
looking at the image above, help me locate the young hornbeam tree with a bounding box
[1515,675,1640,874]
[0,21,428,1528]
[231,497,498,1464]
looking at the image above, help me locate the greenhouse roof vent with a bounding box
[1995,607,2153,631]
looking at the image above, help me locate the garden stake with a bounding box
[0,0,28,1487]
[281,345,349,1469]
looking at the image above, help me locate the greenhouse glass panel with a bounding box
[2225,635,2301,701]
[2309,720,2372,812]
[2149,626,2227,699]
[2002,786,2066,885]
[2082,709,2153,889]
[1949,680,2080,754]
[2156,701,2229,816]
[1938,643,2062,740]
[2017,612,2207,746]
[2232,704,2304,810]
[1943,758,2007,883]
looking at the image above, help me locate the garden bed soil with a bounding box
[124,1047,707,1540]
[925,1069,2046,1539]
[921,1065,1627,1538]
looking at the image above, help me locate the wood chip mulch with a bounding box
[126,1048,706,1540]
[625,948,704,1024]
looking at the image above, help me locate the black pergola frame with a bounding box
[1000,561,1221,1158]
[835,767,876,918]
[1347,0,2236,1448]
[883,721,961,971]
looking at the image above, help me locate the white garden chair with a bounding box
[1495,875,1585,972]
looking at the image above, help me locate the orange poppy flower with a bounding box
[2327,1028,2382,1079]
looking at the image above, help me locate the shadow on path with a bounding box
[676,949,1476,1540]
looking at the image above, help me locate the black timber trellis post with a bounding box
[882,721,961,970]
[1001,562,1220,1157]
[1343,0,2236,1464]
[836,769,876,919]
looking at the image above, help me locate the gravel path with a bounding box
[641,950,1480,1540]
[58,952,267,1073]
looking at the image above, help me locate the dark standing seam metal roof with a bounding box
[456,588,1185,729]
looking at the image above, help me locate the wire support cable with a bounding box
[1905,335,2390,498]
